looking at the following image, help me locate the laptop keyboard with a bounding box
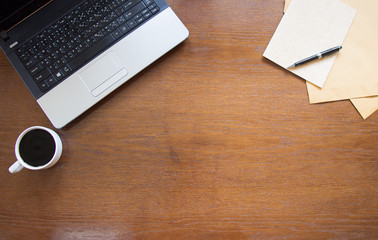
[15,0,160,93]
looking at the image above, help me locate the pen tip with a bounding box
[287,64,295,69]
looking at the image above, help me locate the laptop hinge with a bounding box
[0,31,9,41]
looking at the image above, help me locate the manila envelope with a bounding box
[285,0,378,119]
[351,97,378,120]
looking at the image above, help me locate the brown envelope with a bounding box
[351,97,378,120]
[285,0,378,119]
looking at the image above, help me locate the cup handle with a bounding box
[9,161,24,174]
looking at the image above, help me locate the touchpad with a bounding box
[79,52,128,97]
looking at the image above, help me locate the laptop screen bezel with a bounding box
[0,0,52,32]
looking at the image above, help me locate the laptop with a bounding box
[0,0,189,128]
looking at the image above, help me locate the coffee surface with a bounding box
[19,129,56,167]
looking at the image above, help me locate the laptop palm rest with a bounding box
[79,52,128,97]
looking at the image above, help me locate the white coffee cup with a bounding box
[9,126,63,174]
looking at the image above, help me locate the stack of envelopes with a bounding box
[264,0,378,119]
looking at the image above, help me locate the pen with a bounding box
[287,46,342,68]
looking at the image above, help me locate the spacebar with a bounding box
[68,35,115,71]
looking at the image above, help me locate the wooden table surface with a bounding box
[1,0,377,239]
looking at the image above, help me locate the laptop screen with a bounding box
[0,0,52,32]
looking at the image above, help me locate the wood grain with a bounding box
[0,0,377,239]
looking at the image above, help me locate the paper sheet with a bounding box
[285,0,378,119]
[263,0,356,88]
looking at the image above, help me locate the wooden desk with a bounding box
[1,0,377,239]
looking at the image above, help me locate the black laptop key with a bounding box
[148,3,156,10]
[124,2,145,20]
[40,58,50,68]
[60,43,72,53]
[34,69,50,83]
[56,58,66,68]
[143,0,153,6]
[93,22,103,32]
[29,64,43,76]
[109,1,119,10]
[69,47,80,58]
[143,10,152,19]
[32,52,43,62]
[53,48,66,58]
[134,13,142,20]
[109,21,119,30]
[135,17,144,25]
[63,53,75,62]
[83,0,93,8]
[84,27,96,37]
[85,37,96,47]
[77,33,87,43]
[54,37,66,48]
[93,2,103,11]
[38,81,50,92]
[71,27,82,36]
[116,0,126,5]
[127,19,137,29]
[18,52,30,63]
[93,12,103,21]
[108,12,118,21]
[112,29,122,39]
[134,13,144,24]
[49,42,59,52]
[40,48,51,56]
[48,63,60,73]
[119,24,130,34]
[140,8,149,15]
[78,42,89,52]
[78,22,88,31]
[102,25,113,35]
[115,7,125,16]
[87,16,96,25]
[150,5,159,14]
[46,34,56,44]
[46,76,57,86]
[62,65,72,75]
[117,16,127,25]
[101,6,111,16]
[123,0,141,11]
[93,31,105,41]
[69,37,81,48]
[53,70,64,81]
[77,12,87,22]
[60,31,73,41]
[24,59,35,69]
[100,17,111,26]
[47,53,59,63]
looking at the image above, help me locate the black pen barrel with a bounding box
[295,55,318,67]
[321,46,342,58]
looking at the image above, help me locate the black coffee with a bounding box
[19,129,56,167]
